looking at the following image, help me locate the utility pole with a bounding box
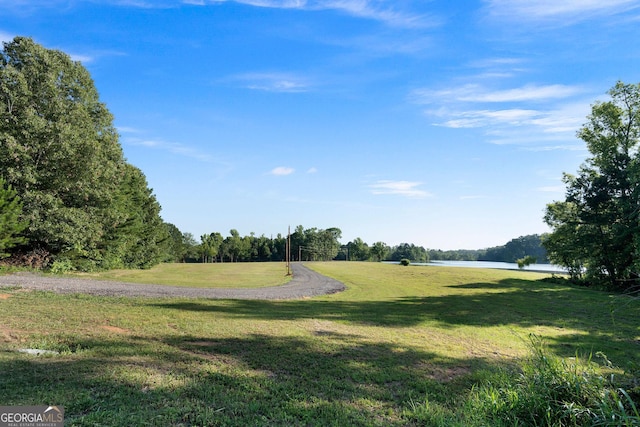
[286,225,291,276]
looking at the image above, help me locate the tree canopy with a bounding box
[544,81,640,289]
[0,36,169,270]
[0,177,27,258]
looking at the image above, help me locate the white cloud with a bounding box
[116,126,143,134]
[122,132,214,162]
[522,144,586,152]
[202,0,436,28]
[369,180,431,198]
[438,109,541,129]
[414,81,593,150]
[270,166,295,176]
[414,84,583,104]
[484,0,640,22]
[307,167,318,174]
[231,72,312,93]
[69,53,94,63]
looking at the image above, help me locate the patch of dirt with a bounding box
[0,325,22,343]
[100,325,130,334]
[186,340,218,347]
[419,362,472,383]
[0,294,11,299]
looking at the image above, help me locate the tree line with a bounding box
[161,227,549,266]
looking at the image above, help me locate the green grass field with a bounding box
[70,262,292,288]
[0,262,638,426]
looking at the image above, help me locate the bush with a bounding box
[400,258,410,266]
[465,335,640,426]
[49,259,75,274]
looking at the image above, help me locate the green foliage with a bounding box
[290,225,342,261]
[0,37,171,270]
[389,243,429,262]
[544,82,640,290]
[370,241,389,262]
[516,255,537,269]
[102,164,170,269]
[199,231,223,263]
[466,336,639,426]
[0,176,27,257]
[49,258,74,274]
[400,258,410,266]
[347,237,370,261]
[483,234,549,263]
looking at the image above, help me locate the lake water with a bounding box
[397,260,568,273]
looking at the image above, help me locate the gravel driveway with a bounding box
[0,263,346,300]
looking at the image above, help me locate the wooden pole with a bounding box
[286,225,291,276]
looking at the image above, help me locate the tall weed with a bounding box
[464,335,639,426]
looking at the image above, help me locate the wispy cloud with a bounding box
[484,0,640,22]
[120,128,217,162]
[414,84,582,104]
[270,166,295,176]
[200,0,437,28]
[369,180,431,199]
[69,52,94,63]
[414,81,591,149]
[231,72,313,93]
[125,137,215,161]
[307,167,318,174]
[0,0,177,11]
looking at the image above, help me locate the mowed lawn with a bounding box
[0,262,638,426]
[70,262,292,288]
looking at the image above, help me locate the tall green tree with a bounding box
[0,36,168,269]
[199,232,223,263]
[544,81,640,289]
[389,243,429,263]
[181,232,199,262]
[164,223,185,262]
[103,164,169,269]
[348,237,370,261]
[0,177,27,258]
[370,241,389,262]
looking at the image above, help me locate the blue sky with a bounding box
[2,0,640,250]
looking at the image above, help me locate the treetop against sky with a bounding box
[1,1,640,249]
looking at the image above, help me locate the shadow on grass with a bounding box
[151,278,640,361]
[0,331,499,426]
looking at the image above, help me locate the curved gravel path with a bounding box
[0,263,346,300]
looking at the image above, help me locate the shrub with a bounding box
[465,335,640,426]
[400,258,410,266]
[49,259,75,274]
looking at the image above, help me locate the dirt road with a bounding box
[0,263,345,300]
